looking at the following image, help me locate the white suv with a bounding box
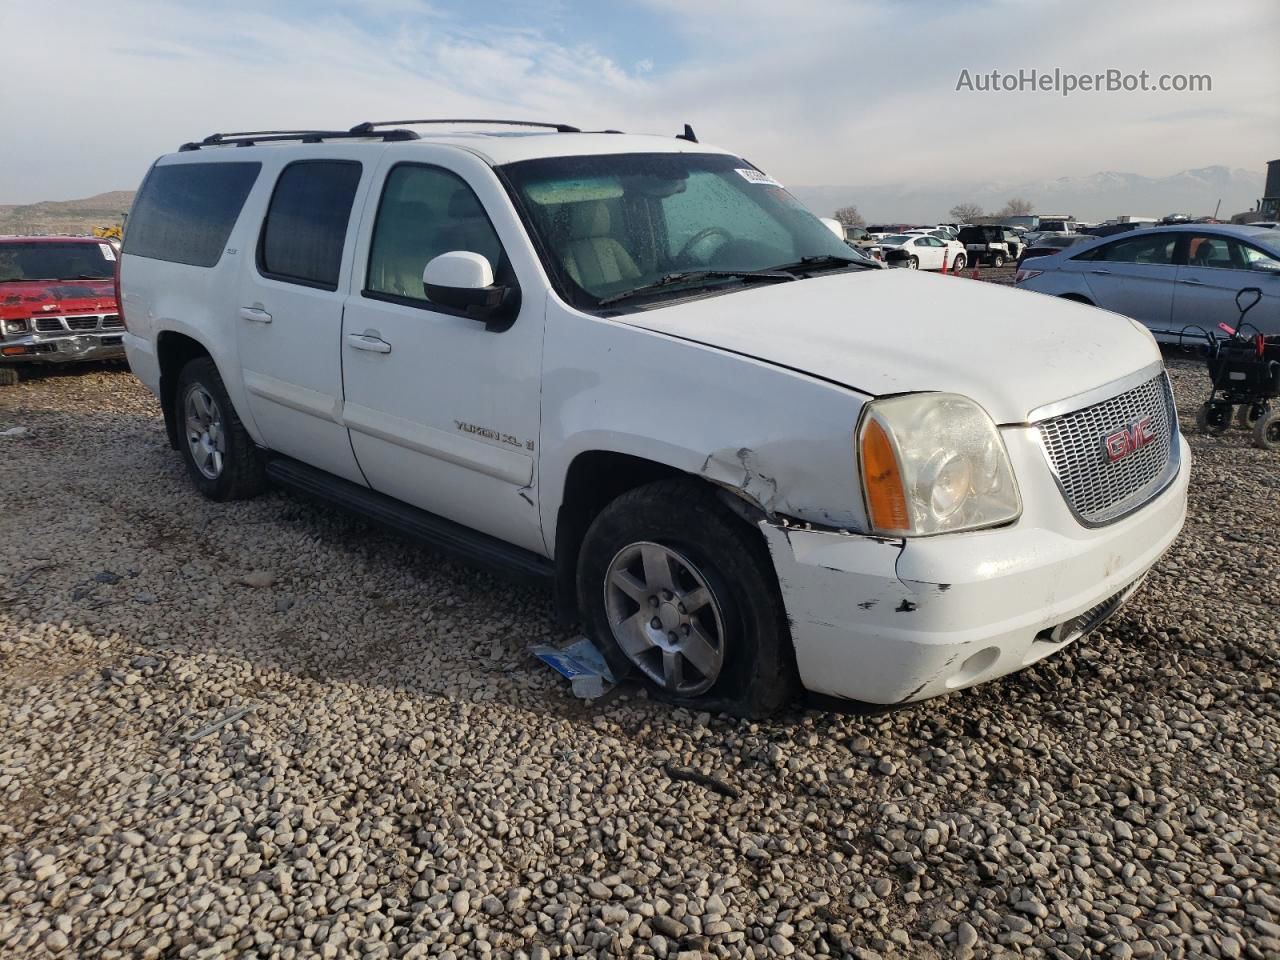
[119,120,1190,715]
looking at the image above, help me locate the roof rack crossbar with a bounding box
[179,128,420,151]
[350,118,582,134]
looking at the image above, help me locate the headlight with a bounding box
[3,318,28,335]
[857,393,1021,536]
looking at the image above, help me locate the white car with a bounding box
[879,234,967,271]
[119,120,1189,714]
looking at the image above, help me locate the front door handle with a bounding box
[1089,269,1112,276]
[1179,278,1206,286]
[346,333,392,354]
[238,307,272,323]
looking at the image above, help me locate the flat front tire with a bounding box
[577,479,798,717]
[175,357,265,501]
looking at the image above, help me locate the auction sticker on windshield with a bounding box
[735,168,783,187]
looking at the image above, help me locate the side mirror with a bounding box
[422,251,519,328]
[1249,259,1280,275]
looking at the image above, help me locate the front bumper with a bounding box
[762,432,1191,706]
[0,331,126,365]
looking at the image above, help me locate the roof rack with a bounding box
[178,128,420,152]
[349,118,582,135]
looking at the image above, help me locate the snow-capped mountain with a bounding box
[792,165,1266,224]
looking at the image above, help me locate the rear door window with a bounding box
[1080,233,1176,265]
[258,160,363,290]
[124,162,261,267]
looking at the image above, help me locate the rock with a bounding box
[239,571,275,588]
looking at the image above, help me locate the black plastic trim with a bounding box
[265,456,554,585]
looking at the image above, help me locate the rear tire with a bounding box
[907,256,919,270]
[1253,408,1280,450]
[175,357,265,501]
[1195,401,1233,436]
[953,254,966,272]
[1237,402,1266,429]
[0,367,18,387]
[577,478,798,717]
[992,253,1006,268]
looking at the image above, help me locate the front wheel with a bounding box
[577,479,798,717]
[991,253,1006,268]
[1253,408,1280,450]
[1195,400,1233,436]
[175,357,265,501]
[952,254,966,272]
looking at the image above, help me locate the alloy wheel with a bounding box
[184,384,225,480]
[603,541,726,696]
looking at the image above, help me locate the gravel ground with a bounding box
[0,357,1276,960]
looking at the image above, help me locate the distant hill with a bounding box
[0,191,135,236]
[790,165,1266,225]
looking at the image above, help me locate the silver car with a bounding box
[1014,225,1280,341]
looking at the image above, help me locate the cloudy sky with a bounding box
[1,0,1276,204]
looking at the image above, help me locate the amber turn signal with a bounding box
[860,418,911,534]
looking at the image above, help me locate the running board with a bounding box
[265,456,554,586]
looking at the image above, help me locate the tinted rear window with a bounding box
[258,161,362,289]
[124,162,261,267]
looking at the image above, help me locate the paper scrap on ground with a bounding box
[531,637,617,700]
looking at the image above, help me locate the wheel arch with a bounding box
[156,331,213,449]
[551,449,770,626]
[1059,293,1095,306]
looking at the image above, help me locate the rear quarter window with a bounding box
[124,162,261,268]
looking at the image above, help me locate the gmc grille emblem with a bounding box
[1103,416,1156,462]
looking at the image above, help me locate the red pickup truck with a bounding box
[0,235,124,385]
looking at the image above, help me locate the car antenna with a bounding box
[676,123,698,143]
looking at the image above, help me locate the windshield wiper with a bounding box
[595,269,794,307]
[766,254,876,274]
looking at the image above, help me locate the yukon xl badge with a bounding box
[1103,416,1156,462]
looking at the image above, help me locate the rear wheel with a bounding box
[176,357,265,501]
[1195,400,1233,435]
[991,252,1006,268]
[1237,402,1266,429]
[577,478,798,717]
[1253,408,1280,450]
[0,367,18,387]
[953,254,966,272]
[906,256,919,269]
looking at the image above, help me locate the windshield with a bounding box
[0,241,115,282]
[881,235,911,244]
[501,152,869,309]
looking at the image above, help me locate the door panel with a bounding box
[1078,232,1178,333]
[340,156,546,555]
[237,155,369,484]
[1171,234,1280,338]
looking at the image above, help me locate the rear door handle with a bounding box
[238,307,272,323]
[346,333,392,354]
[1179,278,1205,286]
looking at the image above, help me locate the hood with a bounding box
[619,269,1160,424]
[0,280,117,319]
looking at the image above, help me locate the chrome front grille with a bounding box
[1037,373,1178,526]
[30,314,116,334]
